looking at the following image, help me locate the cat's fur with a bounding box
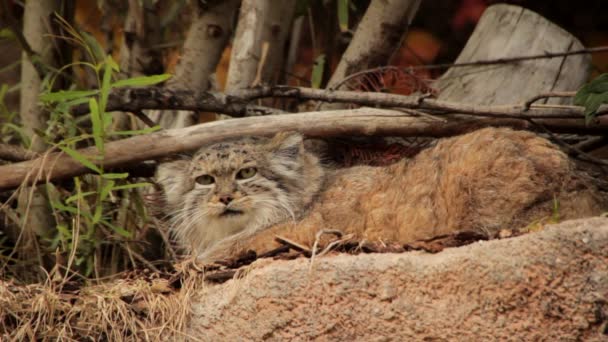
[156,132,324,258]
[156,128,606,262]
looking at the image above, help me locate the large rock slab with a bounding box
[189,218,608,340]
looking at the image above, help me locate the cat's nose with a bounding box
[219,195,233,205]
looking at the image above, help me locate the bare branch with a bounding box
[0,143,40,162]
[524,92,577,110]
[411,45,608,71]
[70,85,607,120]
[0,108,606,191]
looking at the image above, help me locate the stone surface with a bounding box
[189,217,608,341]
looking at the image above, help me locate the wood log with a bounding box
[435,4,590,105]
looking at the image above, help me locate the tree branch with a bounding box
[0,107,606,191]
[0,143,40,162]
[70,85,607,120]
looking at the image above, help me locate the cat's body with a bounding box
[156,128,606,262]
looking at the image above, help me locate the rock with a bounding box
[188,217,608,341]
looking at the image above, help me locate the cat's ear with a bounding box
[156,159,191,209]
[266,131,304,159]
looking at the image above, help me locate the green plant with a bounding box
[574,72,608,125]
[36,52,169,277]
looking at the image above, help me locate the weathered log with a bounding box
[435,4,590,105]
[0,108,605,191]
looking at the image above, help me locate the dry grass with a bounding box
[0,265,203,341]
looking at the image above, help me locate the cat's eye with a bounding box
[195,174,215,185]
[236,167,257,180]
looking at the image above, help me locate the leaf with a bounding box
[89,98,104,153]
[112,74,172,88]
[99,180,115,202]
[3,123,30,147]
[100,220,132,238]
[0,28,15,40]
[80,30,106,64]
[40,90,99,103]
[101,173,129,180]
[112,182,151,191]
[583,73,608,94]
[574,73,608,124]
[311,54,326,89]
[58,145,101,173]
[50,200,80,215]
[337,0,349,32]
[93,180,115,224]
[99,56,114,115]
[110,125,162,136]
[65,191,97,204]
[583,93,608,124]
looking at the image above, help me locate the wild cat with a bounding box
[156,128,605,262]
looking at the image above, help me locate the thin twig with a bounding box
[524,91,577,110]
[531,121,608,167]
[71,85,608,120]
[274,235,312,257]
[331,46,608,91]
[392,107,447,122]
[130,110,158,128]
[409,46,608,71]
[574,136,608,153]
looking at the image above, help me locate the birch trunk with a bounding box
[148,0,240,129]
[326,0,421,89]
[17,0,59,248]
[225,0,297,91]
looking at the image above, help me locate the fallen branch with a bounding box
[0,143,40,162]
[0,108,606,191]
[70,85,607,120]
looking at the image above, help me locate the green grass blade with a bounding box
[112,74,172,88]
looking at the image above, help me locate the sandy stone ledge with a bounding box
[189,218,608,341]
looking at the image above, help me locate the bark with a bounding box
[16,0,60,246]
[119,0,163,78]
[114,0,164,131]
[435,4,590,106]
[147,0,240,129]
[19,1,57,152]
[283,15,304,85]
[326,0,421,89]
[70,85,608,120]
[0,108,605,191]
[225,0,297,91]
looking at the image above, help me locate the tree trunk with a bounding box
[114,0,165,131]
[225,0,297,91]
[326,0,421,89]
[16,0,60,251]
[148,0,240,129]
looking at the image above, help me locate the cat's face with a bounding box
[156,132,322,253]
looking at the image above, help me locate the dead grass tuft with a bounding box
[0,267,203,341]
